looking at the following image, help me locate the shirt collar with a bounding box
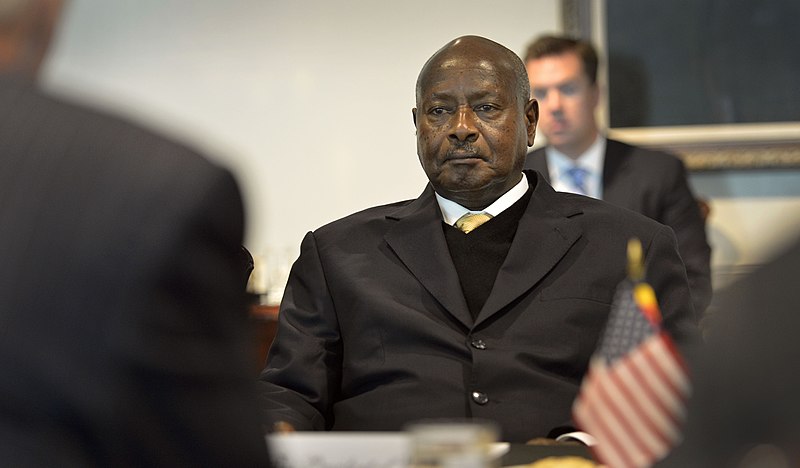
[545,135,606,198]
[546,135,606,175]
[435,174,529,226]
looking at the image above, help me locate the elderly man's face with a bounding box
[413,53,538,210]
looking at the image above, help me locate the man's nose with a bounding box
[449,106,478,142]
[540,90,562,113]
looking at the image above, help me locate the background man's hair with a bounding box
[0,0,27,23]
[524,35,599,85]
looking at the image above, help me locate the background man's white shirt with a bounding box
[545,136,606,200]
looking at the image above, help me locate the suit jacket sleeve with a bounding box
[657,157,712,317]
[258,231,340,431]
[645,224,702,344]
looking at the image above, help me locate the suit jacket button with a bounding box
[471,391,489,405]
[470,338,487,350]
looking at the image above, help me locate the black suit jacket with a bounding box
[259,170,698,443]
[525,139,711,315]
[0,79,270,466]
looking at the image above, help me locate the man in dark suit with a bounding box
[0,1,270,465]
[259,35,698,443]
[523,35,712,316]
[658,236,800,467]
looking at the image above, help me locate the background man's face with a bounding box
[414,56,536,210]
[526,52,599,158]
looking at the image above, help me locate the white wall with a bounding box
[41,0,560,271]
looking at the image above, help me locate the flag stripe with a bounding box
[640,341,689,420]
[643,334,691,397]
[605,362,671,456]
[629,340,685,418]
[592,367,659,465]
[614,358,678,442]
[627,347,684,441]
[575,371,637,468]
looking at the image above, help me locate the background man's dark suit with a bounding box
[0,79,270,466]
[525,139,711,317]
[260,170,698,442]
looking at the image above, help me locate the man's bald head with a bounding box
[416,35,530,110]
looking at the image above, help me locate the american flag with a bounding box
[573,276,691,468]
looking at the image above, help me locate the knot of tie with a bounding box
[454,212,493,234]
[565,166,589,195]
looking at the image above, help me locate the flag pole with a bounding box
[627,237,663,324]
[627,238,644,282]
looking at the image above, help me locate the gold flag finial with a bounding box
[627,238,644,281]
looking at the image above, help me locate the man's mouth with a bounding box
[445,147,482,161]
[548,119,568,133]
[447,152,480,160]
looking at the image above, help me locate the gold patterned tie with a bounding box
[454,212,493,234]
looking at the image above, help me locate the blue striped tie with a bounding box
[566,166,589,195]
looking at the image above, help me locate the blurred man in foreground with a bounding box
[0,1,270,465]
[659,236,800,467]
[523,35,712,317]
[259,35,698,443]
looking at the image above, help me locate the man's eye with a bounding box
[475,104,496,112]
[430,107,447,115]
[532,89,546,100]
[560,84,578,96]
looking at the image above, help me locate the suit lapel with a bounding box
[385,174,584,329]
[476,171,582,326]
[384,186,473,328]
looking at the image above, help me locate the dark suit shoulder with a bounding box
[527,146,547,159]
[523,146,547,171]
[1,80,218,177]
[312,198,417,237]
[0,80,242,270]
[557,190,667,233]
[528,171,660,227]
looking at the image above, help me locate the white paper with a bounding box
[267,432,411,468]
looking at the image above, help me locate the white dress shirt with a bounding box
[545,136,606,200]
[435,174,529,225]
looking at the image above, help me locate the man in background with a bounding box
[523,35,712,316]
[0,1,270,465]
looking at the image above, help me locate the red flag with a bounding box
[573,246,690,468]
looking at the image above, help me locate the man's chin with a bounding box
[434,173,513,205]
[435,179,485,198]
[436,169,491,191]
[543,133,569,146]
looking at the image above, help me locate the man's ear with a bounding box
[412,108,418,126]
[589,82,600,109]
[525,99,539,146]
